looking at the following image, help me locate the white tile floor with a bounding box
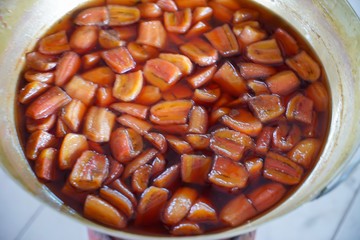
[0,1,359,240]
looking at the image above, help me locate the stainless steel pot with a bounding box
[0,0,359,239]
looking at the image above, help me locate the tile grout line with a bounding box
[14,205,44,240]
[330,182,360,240]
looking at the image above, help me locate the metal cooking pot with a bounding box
[0,0,359,239]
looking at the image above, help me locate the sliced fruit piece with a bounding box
[287,138,321,169]
[143,58,182,91]
[127,42,159,63]
[286,93,314,124]
[157,0,178,12]
[111,103,148,119]
[60,99,86,132]
[285,50,321,82]
[238,62,276,80]
[122,148,158,179]
[96,87,116,107]
[74,6,109,26]
[98,29,126,49]
[188,106,208,134]
[84,195,127,229]
[212,0,241,10]
[18,82,50,104]
[246,182,286,212]
[255,126,274,155]
[233,8,259,23]
[103,159,124,185]
[59,133,89,170]
[208,156,249,189]
[266,70,300,96]
[187,198,217,222]
[205,24,239,57]
[35,148,59,181]
[163,82,193,101]
[82,52,101,70]
[184,21,211,39]
[153,124,189,135]
[153,164,180,189]
[113,70,143,101]
[170,221,203,236]
[159,53,193,76]
[151,153,167,177]
[274,28,299,57]
[263,151,304,185]
[101,47,136,74]
[137,20,167,49]
[246,39,283,65]
[174,0,206,8]
[138,3,163,18]
[232,20,261,36]
[110,128,143,163]
[164,8,192,33]
[181,154,212,184]
[192,7,213,23]
[26,86,71,120]
[210,128,254,162]
[220,194,257,226]
[208,2,234,23]
[248,94,285,123]
[106,0,138,5]
[64,75,97,105]
[81,67,115,87]
[247,80,270,95]
[180,38,218,67]
[162,187,198,225]
[132,164,153,194]
[83,106,116,142]
[193,86,221,104]
[113,25,138,41]
[108,5,140,26]
[99,186,134,218]
[38,30,70,55]
[272,123,301,151]
[26,114,56,133]
[187,65,217,89]
[117,114,152,135]
[213,94,234,109]
[24,71,54,84]
[70,25,98,53]
[210,107,231,125]
[109,179,137,207]
[237,25,267,50]
[61,180,88,203]
[213,61,247,97]
[55,51,81,87]
[221,109,263,137]
[305,81,329,112]
[302,111,318,138]
[150,100,193,125]
[135,186,169,226]
[134,85,162,105]
[144,132,168,153]
[56,118,71,138]
[166,135,193,154]
[69,150,109,191]
[26,52,57,72]
[245,157,263,182]
[185,134,210,150]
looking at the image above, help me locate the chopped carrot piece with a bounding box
[26,114,56,133]
[109,179,137,207]
[38,30,70,55]
[64,75,97,105]
[24,71,54,84]
[246,39,283,65]
[170,221,203,236]
[99,186,134,218]
[213,61,247,96]
[143,58,182,91]
[184,21,212,39]
[74,6,109,26]
[166,135,193,154]
[111,102,148,119]
[134,85,162,105]
[188,106,208,134]
[286,93,314,124]
[210,107,231,125]
[150,100,193,125]
[35,148,59,181]
[84,195,127,229]
[113,70,143,102]
[83,106,116,142]
[174,0,207,8]
[69,150,109,191]
[255,126,274,155]
[26,86,71,120]
[220,194,256,226]
[137,20,167,49]
[208,2,234,23]
[245,157,263,182]
[246,182,286,212]
[103,158,124,185]
[70,25,98,54]
[205,24,239,57]
[248,94,285,123]
[192,7,213,23]
[266,70,300,96]
[288,138,321,169]
[108,5,140,26]
[144,132,168,153]
[132,164,153,193]
[162,187,198,225]
[101,47,136,74]
[122,148,158,179]
[263,151,304,185]
[159,53,193,76]
[98,29,126,49]
[18,82,50,104]
[96,87,116,107]
[56,118,71,138]
[180,38,218,67]
[181,154,212,184]
[274,28,299,57]
[117,114,153,135]
[135,186,169,226]
[233,8,259,23]
[187,65,217,89]
[127,42,159,63]
[82,52,101,70]
[157,0,178,12]
[272,123,301,151]
[153,164,180,189]
[237,25,267,50]
[58,133,88,170]
[152,124,189,135]
[208,156,249,189]
[305,81,329,112]
[193,86,221,104]
[151,153,167,177]
[110,128,143,163]
[222,109,263,137]
[285,50,321,82]
[55,51,81,86]
[164,8,192,33]
[247,79,270,95]
[187,198,217,222]
[60,99,86,132]
[26,52,57,72]
[210,128,254,161]
[163,82,193,101]
[138,3,163,18]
